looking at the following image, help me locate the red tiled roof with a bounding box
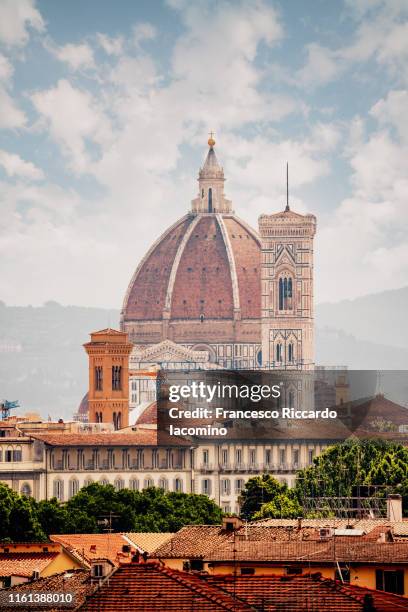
[203,573,408,612]
[205,540,408,564]
[50,534,132,566]
[0,553,57,577]
[30,430,190,447]
[135,401,157,425]
[122,213,262,324]
[153,524,408,564]
[79,562,408,612]
[0,569,92,612]
[79,561,252,611]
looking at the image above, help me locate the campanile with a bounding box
[84,328,133,429]
[259,206,316,370]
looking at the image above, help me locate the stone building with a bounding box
[121,137,317,369]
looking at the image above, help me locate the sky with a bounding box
[1,0,408,308]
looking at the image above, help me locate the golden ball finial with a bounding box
[208,131,215,147]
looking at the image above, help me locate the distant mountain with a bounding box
[0,302,119,421]
[316,286,408,349]
[0,295,406,420]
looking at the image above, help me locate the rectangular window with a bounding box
[265,449,271,466]
[279,449,286,465]
[93,565,104,577]
[308,449,314,464]
[376,569,404,595]
[221,449,228,466]
[293,449,299,466]
[249,449,256,466]
[202,449,209,466]
[241,568,255,575]
[235,449,242,465]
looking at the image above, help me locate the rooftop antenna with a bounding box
[285,162,290,212]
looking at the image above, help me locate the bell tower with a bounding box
[84,328,133,429]
[259,191,316,370]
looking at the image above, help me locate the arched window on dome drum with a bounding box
[279,276,293,310]
[208,187,213,212]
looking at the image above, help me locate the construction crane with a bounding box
[1,399,19,420]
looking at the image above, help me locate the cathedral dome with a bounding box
[121,143,261,347]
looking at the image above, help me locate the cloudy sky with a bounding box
[1,0,408,308]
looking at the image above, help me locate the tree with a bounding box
[239,475,289,520]
[253,492,301,520]
[294,439,408,517]
[0,483,45,542]
[65,483,223,533]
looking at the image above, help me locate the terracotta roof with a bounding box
[153,525,317,559]
[202,573,407,612]
[124,532,174,554]
[205,540,408,564]
[0,569,92,612]
[79,561,251,611]
[0,553,58,577]
[252,517,399,531]
[30,430,191,447]
[50,534,133,567]
[78,562,408,612]
[122,213,261,325]
[135,401,157,425]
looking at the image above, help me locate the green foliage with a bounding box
[294,439,408,517]
[239,474,289,520]
[0,482,223,541]
[240,440,408,521]
[0,483,46,542]
[253,491,301,520]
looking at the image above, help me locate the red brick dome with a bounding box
[121,212,261,345]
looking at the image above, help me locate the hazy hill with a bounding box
[1,289,407,420]
[0,301,119,421]
[316,286,408,349]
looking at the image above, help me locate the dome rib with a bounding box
[121,214,193,322]
[164,214,201,314]
[216,214,240,314]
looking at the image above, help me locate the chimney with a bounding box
[222,517,243,532]
[387,494,402,522]
[297,517,302,531]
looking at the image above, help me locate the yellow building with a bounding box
[152,517,408,598]
[0,542,86,588]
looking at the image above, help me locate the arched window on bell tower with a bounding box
[288,342,294,362]
[208,188,213,212]
[279,275,293,310]
[276,343,282,363]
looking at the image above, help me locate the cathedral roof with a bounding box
[121,212,261,323]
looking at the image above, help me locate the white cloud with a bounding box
[317,90,408,302]
[97,33,123,56]
[30,79,112,173]
[51,42,95,71]
[133,22,157,47]
[0,87,26,129]
[0,54,13,81]
[298,1,408,88]
[0,150,43,180]
[0,0,44,47]
[0,54,26,129]
[296,43,342,88]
